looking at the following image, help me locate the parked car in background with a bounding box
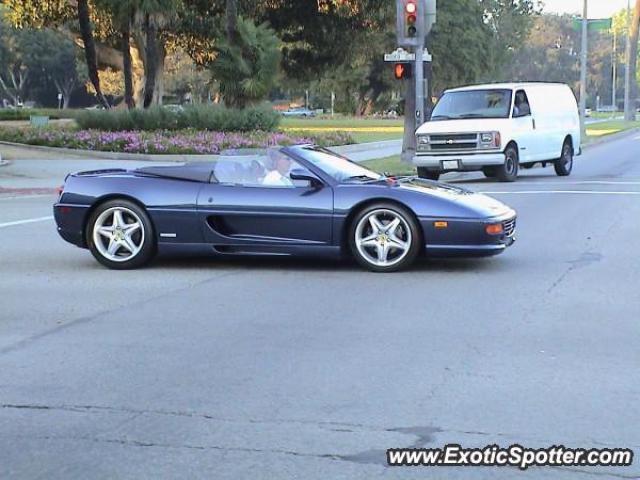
[585,108,592,117]
[414,82,581,182]
[282,107,316,117]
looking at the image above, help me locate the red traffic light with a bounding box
[394,63,412,80]
[406,1,418,36]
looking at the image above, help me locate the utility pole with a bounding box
[612,29,617,109]
[624,0,633,120]
[579,0,588,138]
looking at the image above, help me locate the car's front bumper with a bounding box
[420,213,516,258]
[413,152,506,170]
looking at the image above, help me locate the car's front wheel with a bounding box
[86,199,156,269]
[349,203,421,272]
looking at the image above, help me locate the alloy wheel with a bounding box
[354,209,412,268]
[92,207,145,262]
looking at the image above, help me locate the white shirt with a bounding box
[262,170,294,187]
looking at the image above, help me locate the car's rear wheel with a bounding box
[349,203,421,272]
[86,199,156,270]
[496,145,519,182]
[554,140,573,176]
[417,167,440,181]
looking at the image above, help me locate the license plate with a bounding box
[442,160,460,170]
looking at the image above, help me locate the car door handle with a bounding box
[532,118,536,129]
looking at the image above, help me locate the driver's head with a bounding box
[268,149,292,175]
[275,156,291,175]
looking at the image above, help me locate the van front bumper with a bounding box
[413,152,506,170]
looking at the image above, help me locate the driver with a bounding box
[263,150,294,187]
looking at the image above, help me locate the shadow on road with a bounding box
[143,254,503,274]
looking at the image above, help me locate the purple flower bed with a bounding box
[0,128,355,154]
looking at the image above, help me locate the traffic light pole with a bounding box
[415,46,425,127]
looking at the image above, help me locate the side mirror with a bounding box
[290,169,323,188]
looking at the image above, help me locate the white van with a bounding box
[413,83,581,182]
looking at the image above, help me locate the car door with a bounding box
[197,157,334,249]
[511,89,538,162]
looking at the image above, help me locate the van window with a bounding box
[513,90,531,117]
[431,89,512,121]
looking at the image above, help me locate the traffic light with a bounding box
[405,0,417,38]
[394,62,412,80]
[396,0,436,47]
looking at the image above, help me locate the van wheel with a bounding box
[417,167,440,181]
[482,167,496,178]
[496,146,519,182]
[554,140,573,176]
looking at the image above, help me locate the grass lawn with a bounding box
[362,155,415,175]
[584,120,640,141]
[362,120,640,175]
[281,116,403,143]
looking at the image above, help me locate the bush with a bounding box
[0,108,79,121]
[76,104,280,132]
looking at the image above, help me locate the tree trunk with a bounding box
[143,14,159,108]
[226,0,239,42]
[625,0,640,121]
[152,46,166,106]
[121,21,135,109]
[77,0,110,109]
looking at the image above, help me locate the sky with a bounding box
[541,0,631,18]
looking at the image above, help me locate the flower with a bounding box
[0,128,355,155]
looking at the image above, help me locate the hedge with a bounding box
[75,104,281,132]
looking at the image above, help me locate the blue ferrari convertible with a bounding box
[54,145,516,272]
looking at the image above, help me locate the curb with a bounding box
[0,139,403,163]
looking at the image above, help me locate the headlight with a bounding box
[480,133,493,144]
[418,136,430,144]
[480,132,501,148]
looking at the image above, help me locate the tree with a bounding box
[77,0,110,108]
[0,12,29,106]
[210,17,280,108]
[23,29,87,108]
[95,0,136,108]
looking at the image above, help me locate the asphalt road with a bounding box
[1,133,639,479]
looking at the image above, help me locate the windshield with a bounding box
[431,89,512,120]
[292,147,382,183]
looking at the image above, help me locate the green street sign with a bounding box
[572,17,612,32]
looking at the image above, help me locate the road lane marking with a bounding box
[0,216,54,228]
[0,194,55,201]
[481,190,640,195]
